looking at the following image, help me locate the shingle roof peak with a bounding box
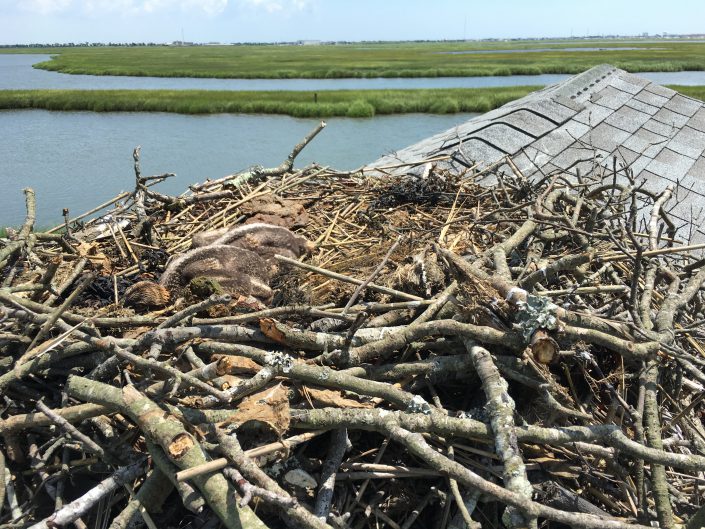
[369,64,705,239]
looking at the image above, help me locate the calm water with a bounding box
[0,54,571,90]
[4,55,705,90]
[0,110,477,226]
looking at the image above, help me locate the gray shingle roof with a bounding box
[369,64,705,239]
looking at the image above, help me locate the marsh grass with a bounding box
[0,226,52,236]
[5,40,705,79]
[0,86,540,117]
[669,85,705,101]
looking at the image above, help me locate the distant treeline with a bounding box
[0,43,162,48]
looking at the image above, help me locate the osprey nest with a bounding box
[2,121,705,529]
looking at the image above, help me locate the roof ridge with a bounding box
[550,64,620,102]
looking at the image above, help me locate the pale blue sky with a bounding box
[1,0,704,45]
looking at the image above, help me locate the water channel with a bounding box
[0,109,477,226]
[4,54,705,90]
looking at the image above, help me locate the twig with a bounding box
[28,461,146,529]
[175,431,325,482]
[35,400,105,458]
[315,428,349,521]
[214,429,333,529]
[274,254,424,301]
[465,341,536,529]
[343,236,402,314]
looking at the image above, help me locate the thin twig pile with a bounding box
[2,122,705,529]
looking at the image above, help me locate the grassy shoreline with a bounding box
[31,61,705,79]
[1,85,702,118]
[4,41,705,79]
[0,87,540,117]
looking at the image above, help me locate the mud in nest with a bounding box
[371,168,462,208]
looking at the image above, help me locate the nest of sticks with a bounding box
[2,122,705,529]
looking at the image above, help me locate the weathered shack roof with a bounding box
[370,64,705,238]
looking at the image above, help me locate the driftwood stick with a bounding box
[225,121,326,189]
[35,400,105,458]
[0,188,36,268]
[28,461,146,529]
[207,347,419,409]
[46,192,132,234]
[383,424,651,529]
[109,344,233,402]
[314,428,349,521]
[274,254,424,301]
[215,429,334,529]
[292,407,705,472]
[65,376,268,529]
[0,449,5,517]
[649,185,674,250]
[146,440,207,514]
[465,341,536,529]
[46,257,88,305]
[257,121,326,178]
[107,469,173,529]
[642,360,675,529]
[222,466,296,508]
[0,402,109,435]
[30,255,62,302]
[175,431,324,482]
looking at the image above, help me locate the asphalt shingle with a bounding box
[642,118,678,137]
[467,124,534,155]
[574,104,614,127]
[653,107,691,128]
[590,85,633,110]
[686,157,705,180]
[605,105,652,133]
[580,122,632,153]
[532,121,591,156]
[622,127,670,158]
[646,148,696,181]
[634,90,670,108]
[552,143,609,171]
[665,94,703,117]
[457,140,505,166]
[666,127,705,160]
[490,109,556,138]
[644,83,676,98]
[687,108,705,133]
[626,98,660,116]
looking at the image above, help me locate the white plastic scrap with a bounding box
[264,351,294,373]
[577,351,593,363]
[513,293,559,343]
[407,394,432,415]
[284,468,318,489]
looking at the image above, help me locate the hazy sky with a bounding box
[1,0,704,45]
